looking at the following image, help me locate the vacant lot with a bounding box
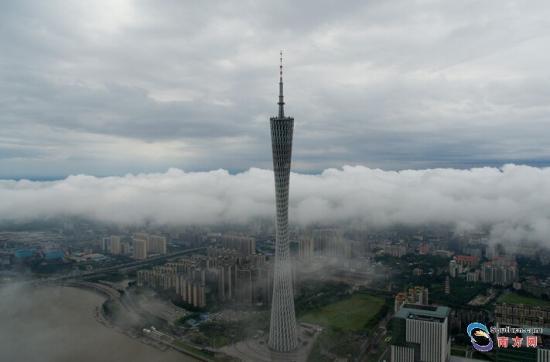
[300,293,385,331]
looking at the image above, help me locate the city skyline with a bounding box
[2,2,550,362]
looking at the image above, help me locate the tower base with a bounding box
[220,323,322,362]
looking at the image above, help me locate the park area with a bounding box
[497,292,550,307]
[300,293,386,331]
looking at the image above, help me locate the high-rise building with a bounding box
[110,236,121,255]
[137,248,271,308]
[390,304,451,362]
[298,238,314,259]
[449,259,458,278]
[221,234,256,255]
[121,241,131,255]
[407,286,429,305]
[395,287,430,312]
[133,238,147,260]
[466,270,480,282]
[481,258,519,286]
[268,52,298,352]
[311,228,351,258]
[394,292,408,313]
[149,235,167,254]
[101,237,110,252]
[101,235,121,254]
[133,233,167,255]
[454,255,480,267]
[134,232,149,242]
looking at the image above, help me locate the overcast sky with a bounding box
[2,0,550,178]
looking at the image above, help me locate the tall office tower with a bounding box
[390,304,451,362]
[268,52,298,352]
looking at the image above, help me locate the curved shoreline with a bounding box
[0,284,192,362]
[59,283,171,350]
[59,282,208,361]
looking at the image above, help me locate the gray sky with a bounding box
[2,0,550,178]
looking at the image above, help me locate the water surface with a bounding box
[0,284,194,362]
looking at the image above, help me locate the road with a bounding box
[81,247,206,279]
[30,247,206,286]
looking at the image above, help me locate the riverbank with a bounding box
[0,284,195,362]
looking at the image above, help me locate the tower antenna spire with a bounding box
[278,50,285,118]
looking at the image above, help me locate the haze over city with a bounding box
[3,165,550,249]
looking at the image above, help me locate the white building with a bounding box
[391,304,450,362]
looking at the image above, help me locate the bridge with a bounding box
[28,247,206,286]
[60,280,121,300]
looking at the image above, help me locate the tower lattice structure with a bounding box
[268,51,298,352]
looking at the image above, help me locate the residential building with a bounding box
[221,234,256,255]
[299,238,314,259]
[110,236,121,255]
[481,258,519,286]
[133,239,147,260]
[394,287,429,312]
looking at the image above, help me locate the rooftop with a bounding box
[396,304,450,321]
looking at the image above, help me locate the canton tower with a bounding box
[268,51,298,352]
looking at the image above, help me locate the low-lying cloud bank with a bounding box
[1,164,550,246]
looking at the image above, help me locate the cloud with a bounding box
[2,164,550,247]
[2,1,550,177]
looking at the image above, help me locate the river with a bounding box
[0,284,195,362]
